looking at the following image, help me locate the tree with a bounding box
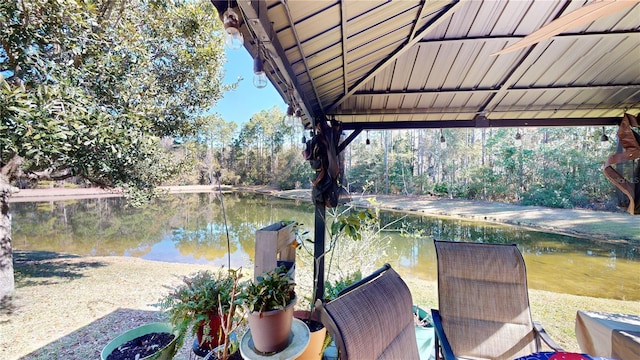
[1,0,227,298]
[232,106,289,185]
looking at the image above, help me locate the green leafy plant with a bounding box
[157,269,236,351]
[240,265,296,313]
[324,270,362,301]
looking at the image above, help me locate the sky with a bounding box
[210,48,287,125]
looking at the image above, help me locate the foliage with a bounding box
[157,268,237,351]
[324,270,362,301]
[1,0,228,195]
[275,148,314,190]
[240,265,296,313]
[0,0,229,297]
[340,127,621,210]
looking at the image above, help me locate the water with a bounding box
[10,192,640,301]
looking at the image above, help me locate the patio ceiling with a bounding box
[212,0,640,131]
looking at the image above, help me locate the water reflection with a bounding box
[10,193,639,300]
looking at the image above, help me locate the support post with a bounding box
[314,201,326,302]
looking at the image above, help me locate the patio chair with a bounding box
[431,240,562,360]
[316,263,420,360]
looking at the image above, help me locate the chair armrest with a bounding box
[432,309,456,360]
[533,321,563,352]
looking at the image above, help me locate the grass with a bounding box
[2,251,638,359]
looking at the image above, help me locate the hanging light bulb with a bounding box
[223,7,244,50]
[514,130,522,146]
[600,126,609,142]
[600,126,610,149]
[253,55,267,89]
[439,129,447,149]
[294,108,302,123]
[286,105,296,126]
[366,131,371,146]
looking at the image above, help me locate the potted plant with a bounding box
[240,265,296,353]
[158,268,235,354]
[101,322,179,360]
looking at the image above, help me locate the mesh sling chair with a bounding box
[316,263,420,360]
[431,240,562,360]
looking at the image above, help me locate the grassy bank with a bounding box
[2,252,638,359]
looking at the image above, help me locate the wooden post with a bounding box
[254,222,296,281]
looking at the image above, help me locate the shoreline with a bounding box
[9,185,640,244]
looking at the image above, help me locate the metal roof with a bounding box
[213,0,640,130]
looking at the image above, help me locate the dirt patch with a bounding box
[1,253,210,360]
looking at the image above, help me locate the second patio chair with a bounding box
[316,263,420,360]
[431,240,562,360]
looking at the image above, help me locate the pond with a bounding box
[9,192,640,301]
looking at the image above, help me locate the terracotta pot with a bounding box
[248,300,296,353]
[196,312,224,350]
[294,310,327,360]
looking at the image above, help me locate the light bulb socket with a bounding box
[515,132,522,140]
[253,55,263,74]
[286,105,294,117]
[223,8,244,50]
[223,8,240,31]
[440,135,446,143]
[253,55,267,88]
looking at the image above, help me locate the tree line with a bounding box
[174,108,624,212]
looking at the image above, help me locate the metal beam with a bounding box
[479,0,573,114]
[338,128,362,154]
[326,0,463,113]
[313,201,326,302]
[277,0,325,114]
[340,117,622,131]
[339,0,348,99]
[236,0,316,120]
[415,29,640,46]
[351,84,640,97]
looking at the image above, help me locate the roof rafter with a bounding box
[340,117,621,131]
[236,0,316,120]
[326,0,463,113]
[351,84,640,97]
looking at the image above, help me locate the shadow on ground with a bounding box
[19,308,170,360]
[13,250,107,288]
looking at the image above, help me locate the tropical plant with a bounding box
[240,265,296,314]
[158,268,237,352]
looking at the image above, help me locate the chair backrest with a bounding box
[317,264,420,360]
[435,240,537,359]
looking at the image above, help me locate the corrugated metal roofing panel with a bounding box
[225,0,640,128]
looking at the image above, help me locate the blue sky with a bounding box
[210,49,286,125]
